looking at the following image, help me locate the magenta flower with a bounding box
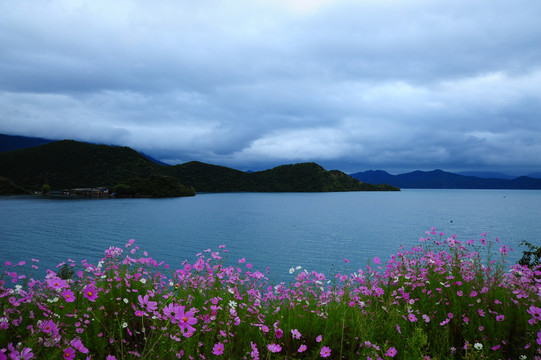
[320,346,331,358]
[176,306,197,334]
[212,342,224,355]
[138,294,158,312]
[291,328,302,339]
[408,314,418,322]
[82,283,98,302]
[316,335,322,343]
[385,347,397,357]
[537,330,541,345]
[62,347,76,360]
[267,343,281,353]
[70,338,89,354]
[496,314,504,322]
[106,356,117,360]
[62,288,75,303]
[19,348,34,360]
[39,319,59,335]
[373,256,381,264]
[298,344,307,352]
[47,276,67,290]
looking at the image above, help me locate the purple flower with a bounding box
[20,347,34,360]
[385,347,397,357]
[62,288,75,303]
[298,344,307,352]
[212,342,224,355]
[320,346,331,358]
[62,347,76,359]
[138,294,158,312]
[82,283,98,302]
[496,314,504,322]
[267,343,281,353]
[316,335,323,342]
[70,338,89,354]
[176,306,197,334]
[291,328,302,339]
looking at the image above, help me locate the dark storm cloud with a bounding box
[1,0,540,174]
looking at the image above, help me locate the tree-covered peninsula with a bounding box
[0,140,399,194]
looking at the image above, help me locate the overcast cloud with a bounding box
[1,0,540,174]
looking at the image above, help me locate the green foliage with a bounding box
[0,140,399,193]
[518,240,541,267]
[113,175,195,198]
[0,176,30,195]
[41,183,51,195]
[56,263,74,280]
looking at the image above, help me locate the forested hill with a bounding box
[0,140,398,193]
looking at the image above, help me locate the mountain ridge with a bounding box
[0,139,397,193]
[350,169,541,189]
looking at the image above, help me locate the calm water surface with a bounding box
[1,190,539,281]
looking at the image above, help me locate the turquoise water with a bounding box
[1,189,539,281]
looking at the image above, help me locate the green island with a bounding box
[0,140,398,196]
[0,230,540,359]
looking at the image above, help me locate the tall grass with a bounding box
[1,229,540,359]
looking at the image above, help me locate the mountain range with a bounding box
[1,133,540,190]
[0,135,397,194]
[350,169,541,189]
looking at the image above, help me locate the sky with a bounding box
[1,0,540,175]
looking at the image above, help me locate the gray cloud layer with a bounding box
[1,0,540,174]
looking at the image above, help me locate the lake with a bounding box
[1,189,539,282]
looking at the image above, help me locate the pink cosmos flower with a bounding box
[320,346,331,358]
[176,306,197,334]
[62,288,75,303]
[267,344,281,353]
[537,330,541,345]
[70,338,89,354]
[275,328,283,338]
[63,347,76,359]
[39,319,59,335]
[373,256,381,264]
[47,276,67,290]
[496,314,504,322]
[316,335,322,343]
[212,342,224,355]
[19,347,34,360]
[298,344,307,352]
[138,294,158,312]
[82,283,98,302]
[408,314,418,322]
[291,328,302,339]
[385,347,397,357]
[106,356,117,360]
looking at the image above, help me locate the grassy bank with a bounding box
[1,229,540,359]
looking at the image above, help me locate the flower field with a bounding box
[1,229,540,359]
